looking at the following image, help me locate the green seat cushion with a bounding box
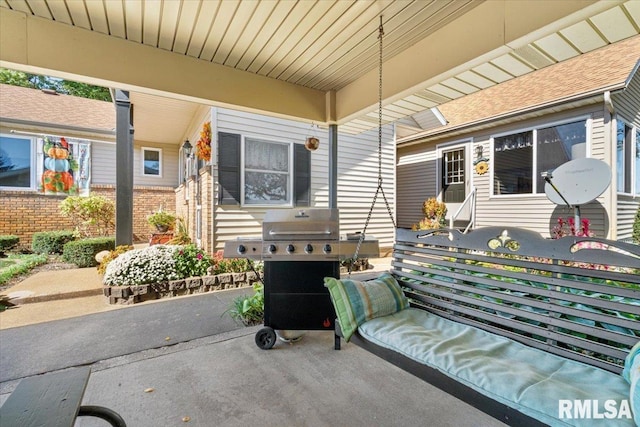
[324,272,409,341]
[359,308,634,427]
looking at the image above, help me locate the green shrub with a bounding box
[62,237,115,268]
[0,235,19,253]
[59,193,115,237]
[0,253,48,286]
[225,284,264,326]
[174,244,213,278]
[633,206,640,244]
[31,230,76,254]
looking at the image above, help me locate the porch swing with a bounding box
[349,17,396,272]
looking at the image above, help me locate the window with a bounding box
[243,138,290,205]
[0,135,34,189]
[217,132,310,207]
[492,119,587,195]
[617,121,640,196]
[142,147,162,177]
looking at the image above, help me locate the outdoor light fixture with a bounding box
[475,144,483,160]
[182,139,193,157]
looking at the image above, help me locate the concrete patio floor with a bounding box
[74,328,507,427]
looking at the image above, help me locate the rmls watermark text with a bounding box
[559,399,632,420]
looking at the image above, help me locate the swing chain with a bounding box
[349,16,396,275]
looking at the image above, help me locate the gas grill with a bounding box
[224,208,379,349]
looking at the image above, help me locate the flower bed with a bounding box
[103,271,261,305]
[100,244,262,305]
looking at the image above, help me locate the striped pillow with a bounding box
[324,272,409,342]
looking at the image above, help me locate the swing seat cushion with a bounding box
[324,273,409,341]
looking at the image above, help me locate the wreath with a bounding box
[196,121,212,161]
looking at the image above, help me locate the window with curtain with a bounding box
[243,138,290,205]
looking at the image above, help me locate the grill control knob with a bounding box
[286,244,295,254]
[304,244,313,254]
[237,245,247,255]
[323,244,332,254]
[268,244,277,254]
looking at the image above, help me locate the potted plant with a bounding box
[147,208,176,232]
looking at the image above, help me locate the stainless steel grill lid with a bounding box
[224,208,379,261]
[262,209,339,241]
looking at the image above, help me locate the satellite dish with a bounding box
[544,158,611,206]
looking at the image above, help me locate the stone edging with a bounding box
[103,271,262,305]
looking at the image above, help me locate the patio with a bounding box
[75,328,506,427]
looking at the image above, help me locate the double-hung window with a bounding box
[217,132,310,207]
[243,138,290,205]
[492,119,587,195]
[616,119,640,196]
[0,134,35,189]
[142,147,162,177]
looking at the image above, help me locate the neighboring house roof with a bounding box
[399,34,640,145]
[0,83,114,133]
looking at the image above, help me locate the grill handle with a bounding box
[268,230,332,236]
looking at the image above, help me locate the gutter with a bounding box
[2,117,115,138]
[397,83,628,148]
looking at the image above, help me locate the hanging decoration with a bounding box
[40,135,90,195]
[305,123,320,151]
[196,121,212,161]
[351,16,396,271]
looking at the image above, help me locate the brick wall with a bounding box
[0,185,176,249]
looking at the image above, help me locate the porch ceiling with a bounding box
[0,1,638,142]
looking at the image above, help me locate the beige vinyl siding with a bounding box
[213,108,395,252]
[396,146,438,228]
[90,141,116,184]
[612,66,640,129]
[91,140,179,186]
[611,70,640,239]
[617,196,639,240]
[398,105,614,238]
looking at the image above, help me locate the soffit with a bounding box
[0,1,637,142]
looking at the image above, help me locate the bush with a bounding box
[411,198,447,230]
[225,284,264,326]
[96,245,134,275]
[62,237,115,268]
[32,230,76,254]
[0,235,19,254]
[633,207,640,244]
[103,245,180,286]
[0,253,48,286]
[59,193,115,237]
[174,244,213,278]
[210,250,260,275]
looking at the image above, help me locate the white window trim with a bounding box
[0,133,37,191]
[489,115,592,199]
[141,146,162,178]
[435,139,472,202]
[615,117,639,197]
[240,135,294,208]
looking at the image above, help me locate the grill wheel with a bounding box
[255,327,277,350]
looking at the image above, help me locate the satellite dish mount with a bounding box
[543,158,611,228]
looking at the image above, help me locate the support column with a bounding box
[328,124,338,209]
[115,89,134,246]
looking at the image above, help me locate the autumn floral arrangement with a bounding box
[196,121,212,162]
[412,198,447,230]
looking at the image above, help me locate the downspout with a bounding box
[210,107,218,254]
[604,91,616,240]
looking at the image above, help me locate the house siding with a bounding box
[91,140,180,187]
[398,105,613,238]
[211,108,395,254]
[612,68,640,239]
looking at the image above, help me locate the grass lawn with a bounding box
[0,253,49,287]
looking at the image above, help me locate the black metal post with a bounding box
[114,89,134,246]
[328,124,338,209]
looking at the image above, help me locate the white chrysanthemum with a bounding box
[103,245,180,286]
